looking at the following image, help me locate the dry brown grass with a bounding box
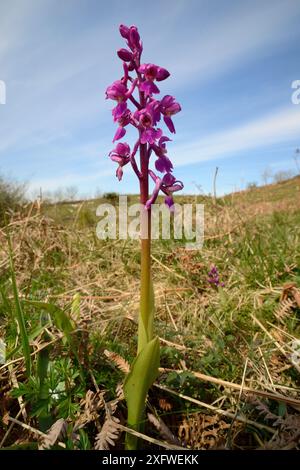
[0,180,300,449]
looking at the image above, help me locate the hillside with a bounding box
[0,176,299,450]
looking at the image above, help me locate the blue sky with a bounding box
[0,0,300,197]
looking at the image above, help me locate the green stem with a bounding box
[138,142,152,354]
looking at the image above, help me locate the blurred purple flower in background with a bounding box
[208,265,225,288]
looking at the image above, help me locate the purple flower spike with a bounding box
[106,25,183,209]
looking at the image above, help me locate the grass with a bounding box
[0,177,300,450]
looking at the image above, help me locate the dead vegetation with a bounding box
[0,179,300,450]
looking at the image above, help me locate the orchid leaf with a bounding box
[22,300,74,343]
[124,336,160,450]
[7,235,31,377]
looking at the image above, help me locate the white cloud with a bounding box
[1,0,300,196]
[28,167,115,193]
[173,106,300,166]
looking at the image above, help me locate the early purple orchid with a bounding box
[105,25,183,450]
[105,24,183,209]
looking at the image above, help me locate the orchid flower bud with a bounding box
[117,48,133,62]
[119,24,130,39]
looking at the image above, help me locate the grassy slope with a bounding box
[0,177,299,449]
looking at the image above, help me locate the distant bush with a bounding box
[103,192,119,203]
[272,170,295,183]
[0,175,26,224]
[247,182,258,190]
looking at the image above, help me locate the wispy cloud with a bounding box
[173,106,300,166]
[28,167,115,194]
[1,0,298,156]
[155,0,300,87]
[1,0,300,196]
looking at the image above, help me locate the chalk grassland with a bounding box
[0,176,299,449]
